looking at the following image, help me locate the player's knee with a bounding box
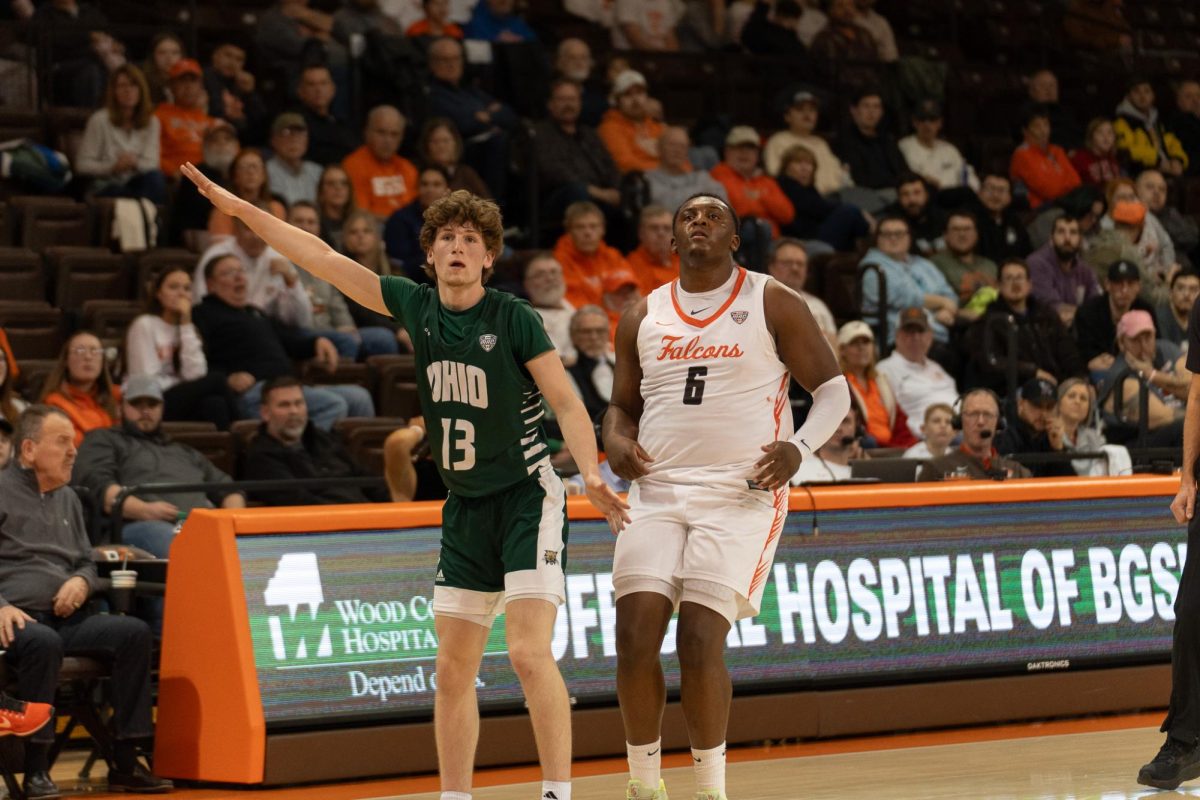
[675,620,726,667]
[507,638,554,680]
[616,621,660,665]
[435,649,480,688]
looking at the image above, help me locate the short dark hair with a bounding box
[14,404,70,454]
[895,172,926,192]
[1171,268,1200,289]
[1020,103,1051,129]
[673,193,740,234]
[875,214,910,234]
[203,253,241,282]
[1051,214,1080,234]
[945,209,978,230]
[419,163,451,184]
[999,258,1030,280]
[768,237,807,263]
[850,86,883,106]
[290,199,318,214]
[980,171,1011,187]
[261,376,303,405]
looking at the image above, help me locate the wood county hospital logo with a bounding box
[479,334,497,352]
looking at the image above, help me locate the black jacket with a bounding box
[1073,293,1156,365]
[193,294,318,382]
[975,209,1033,264]
[994,416,1077,478]
[965,295,1085,394]
[533,119,619,194]
[836,126,906,190]
[242,422,388,506]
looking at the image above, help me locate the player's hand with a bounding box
[753,441,802,491]
[583,473,631,535]
[227,371,256,393]
[0,605,33,647]
[1172,479,1196,524]
[314,337,339,373]
[605,436,654,481]
[135,500,179,522]
[52,577,90,619]
[181,161,246,218]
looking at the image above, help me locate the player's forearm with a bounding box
[601,403,639,450]
[556,399,602,482]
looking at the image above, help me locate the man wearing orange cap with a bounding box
[155,58,218,177]
[1101,308,1188,446]
[625,206,679,295]
[601,267,642,341]
[553,201,629,308]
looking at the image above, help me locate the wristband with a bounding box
[787,375,851,457]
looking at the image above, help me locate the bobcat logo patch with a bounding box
[479,333,497,352]
[543,550,558,565]
[730,310,749,324]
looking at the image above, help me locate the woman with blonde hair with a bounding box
[76,64,166,203]
[41,331,121,446]
[1056,376,1131,475]
[837,321,915,448]
[340,211,409,355]
[317,164,357,250]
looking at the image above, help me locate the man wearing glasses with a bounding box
[920,388,1031,481]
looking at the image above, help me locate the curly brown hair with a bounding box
[418,190,504,283]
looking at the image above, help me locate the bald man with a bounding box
[342,104,419,219]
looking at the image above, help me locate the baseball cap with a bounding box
[1019,376,1058,407]
[897,306,930,331]
[602,268,639,294]
[611,70,647,98]
[1111,200,1147,227]
[1107,259,1141,282]
[271,112,307,136]
[837,320,874,346]
[725,125,760,148]
[911,98,943,121]
[169,58,202,80]
[790,89,818,108]
[123,375,163,403]
[203,118,237,143]
[1117,309,1156,339]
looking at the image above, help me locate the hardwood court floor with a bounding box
[44,712,1196,799]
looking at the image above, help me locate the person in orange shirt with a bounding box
[710,125,795,237]
[554,201,630,308]
[155,58,217,177]
[601,267,643,342]
[40,331,122,447]
[625,204,679,294]
[598,70,665,174]
[406,0,464,39]
[342,105,419,220]
[1010,105,1082,209]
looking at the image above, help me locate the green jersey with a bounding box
[380,276,556,497]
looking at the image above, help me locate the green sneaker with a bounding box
[626,777,669,799]
[693,791,728,800]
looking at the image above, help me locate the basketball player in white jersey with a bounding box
[603,194,850,800]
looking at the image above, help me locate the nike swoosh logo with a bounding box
[647,748,659,756]
[690,307,711,315]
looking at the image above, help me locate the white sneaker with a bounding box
[626,777,669,799]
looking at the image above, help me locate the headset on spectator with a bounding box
[951,387,1006,434]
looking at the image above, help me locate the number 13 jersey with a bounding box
[636,267,792,488]
[381,276,556,497]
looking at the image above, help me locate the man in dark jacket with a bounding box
[836,88,906,191]
[994,376,1077,477]
[965,259,1085,396]
[972,172,1033,264]
[1074,259,1156,374]
[242,376,388,506]
[75,376,245,558]
[0,406,172,796]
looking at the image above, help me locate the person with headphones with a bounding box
[791,405,864,483]
[919,388,1030,480]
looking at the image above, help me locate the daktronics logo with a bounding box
[264,553,334,661]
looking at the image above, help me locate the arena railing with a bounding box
[108,477,388,546]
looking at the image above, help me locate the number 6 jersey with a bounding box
[381,277,556,497]
[636,267,792,488]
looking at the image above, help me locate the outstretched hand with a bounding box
[181,162,245,218]
[1172,480,1196,525]
[584,473,631,535]
[753,441,801,492]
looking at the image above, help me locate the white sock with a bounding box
[440,793,471,800]
[541,780,571,799]
[627,738,662,788]
[691,742,726,793]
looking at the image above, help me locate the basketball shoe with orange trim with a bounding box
[0,694,53,737]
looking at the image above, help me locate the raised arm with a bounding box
[180,162,390,315]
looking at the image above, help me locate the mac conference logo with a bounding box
[264,553,334,661]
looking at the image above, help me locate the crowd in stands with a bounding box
[1,0,1200,513]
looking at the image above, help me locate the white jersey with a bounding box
[636,267,791,487]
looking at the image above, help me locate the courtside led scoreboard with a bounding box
[154,477,1182,783]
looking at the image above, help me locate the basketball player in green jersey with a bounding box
[182,163,630,800]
